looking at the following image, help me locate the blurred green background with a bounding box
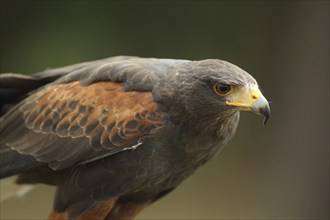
[0,1,329,219]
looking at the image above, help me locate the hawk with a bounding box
[0,56,270,220]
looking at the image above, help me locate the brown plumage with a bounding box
[49,199,117,220]
[0,56,270,220]
[13,81,162,170]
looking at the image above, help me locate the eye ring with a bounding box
[214,83,232,96]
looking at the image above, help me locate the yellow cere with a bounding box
[226,86,263,108]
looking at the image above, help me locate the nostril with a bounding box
[252,95,257,100]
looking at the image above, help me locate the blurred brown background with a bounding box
[0,1,329,219]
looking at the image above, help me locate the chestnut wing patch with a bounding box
[4,82,162,170]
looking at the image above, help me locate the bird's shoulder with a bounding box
[0,56,191,170]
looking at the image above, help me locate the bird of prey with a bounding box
[0,56,270,220]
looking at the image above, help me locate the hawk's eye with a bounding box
[214,83,232,96]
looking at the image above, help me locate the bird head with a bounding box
[153,59,270,126]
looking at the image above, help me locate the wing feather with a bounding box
[1,81,163,170]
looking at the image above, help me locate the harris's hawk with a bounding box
[0,56,270,220]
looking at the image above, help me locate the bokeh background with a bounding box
[0,1,329,219]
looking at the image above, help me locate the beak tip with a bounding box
[260,104,270,126]
[263,116,269,126]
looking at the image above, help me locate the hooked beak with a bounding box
[226,86,270,125]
